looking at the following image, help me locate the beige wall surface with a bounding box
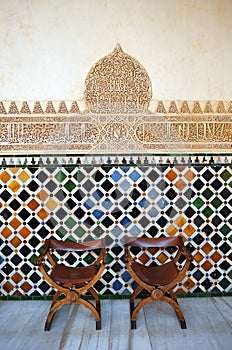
[0,0,231,101]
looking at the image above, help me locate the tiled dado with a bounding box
[0,161,231,296]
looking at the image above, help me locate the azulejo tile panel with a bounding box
[0,160,231,296]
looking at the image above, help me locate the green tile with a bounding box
[106,253,114,264]
[220,169,231,182]
[219,278,230,289]
[64,180,76,192]
[73,170,85,182]
[202,206,214,218]
[65,166,76,173]
[193,197,205,209]
[220,224,230,236]
[64,217,77,229]
[202,188,213,200]
[74,226,86,238]
[211,197,222,209]
[55,170,67,183]
[56,226,68,238]
[84,253,95,264]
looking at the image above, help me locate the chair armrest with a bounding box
[180,245,193,261]
[36,239,50,266]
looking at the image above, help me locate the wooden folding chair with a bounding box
[124,236,192,329]
[36,237,106,331]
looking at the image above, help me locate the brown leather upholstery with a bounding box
[124,235,192,329]
[36,237,106,331]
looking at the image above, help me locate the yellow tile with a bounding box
[28,199,40,211]
[9,217,21,229]
[3,281,14,293]
[37,208,49,220]
[36,189,49,202]
[157,252,168,263]
[9,168,20,174]
[202,260,213,271]
[17,170,30,183]
[19,227,31,239]
[12,272,23,284]
[175,216,187,227]
[0,170,11,183]
[184,169,196,182]
[8,180,21,192]
[202,242,213,254]
[184,224,195,236]
[10,236,22,248]
[210,251,222,263]
[45,198,58,211]
[20,282,32,293]
[138,253,150,264]
[166,169,178,182]
[1,227,12,238]
[174,178,186,191]
[194,252,204,262]
[183,278,195,290]
[166,225,178,236]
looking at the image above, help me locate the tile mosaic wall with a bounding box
[0,155,231,297]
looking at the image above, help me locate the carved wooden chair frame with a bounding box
[124,236,192,329]
[36,237,106,331]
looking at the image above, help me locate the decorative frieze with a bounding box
[0,45,232,154]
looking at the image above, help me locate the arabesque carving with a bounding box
[84,44,152,113]
[0,45,232,154]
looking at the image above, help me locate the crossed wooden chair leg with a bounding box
[36,238,106,332]
[130,287,187,330]
[124,236,192,330]
[44,289,101,331]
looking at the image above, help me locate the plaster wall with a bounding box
[0,0,232,101]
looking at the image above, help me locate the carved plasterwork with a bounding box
[0,114,231,153]
[84,44,152,113]
[0,45,232,154]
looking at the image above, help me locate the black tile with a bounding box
[9,199,21,211]
[18,189,30,202]
[219,242,231,254]
[1,208,12,220]
[185,207,196,218]
[27,180,39,192]
[2,245,13,256]
[211,179,222,191]
[74,207,86,219]
[212,215,222,227]
[83,217,95,228]
[18,208,30,220]
[93,170,104,182]
[65,198,77,210]
[111,208,123,219]
[193,179,204,190]
[111,189,123,200]
[73,189,86,201]
[193,215,204,227]
[138,179,149,191]
[166,188,177,200]
[27,217,40,229]
[0,189,11,201]
[101,217,114,228]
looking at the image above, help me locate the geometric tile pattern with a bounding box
[0,162,231,296]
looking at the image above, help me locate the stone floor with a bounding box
[0,297,231,350]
